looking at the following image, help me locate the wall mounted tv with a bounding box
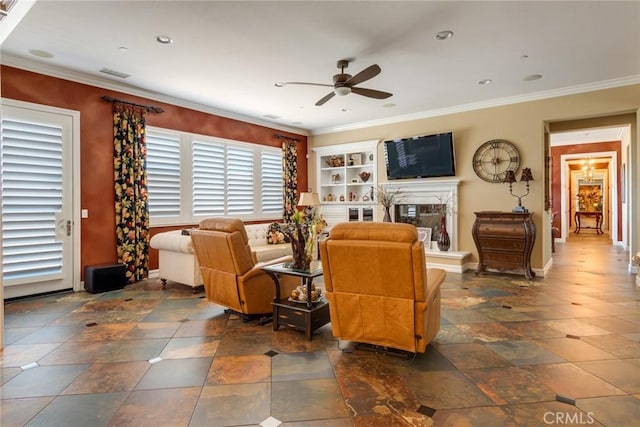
[384,131,456,180]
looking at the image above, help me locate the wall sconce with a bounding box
[504,167,534,213]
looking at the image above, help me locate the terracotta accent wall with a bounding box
[1,66,307,275]
[550,141,621,239]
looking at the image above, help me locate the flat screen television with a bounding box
[384,131,456,180]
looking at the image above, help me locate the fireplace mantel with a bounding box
[384,179,461,251]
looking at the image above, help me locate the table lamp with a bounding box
[297,192,321,207]
[505,167,533,213]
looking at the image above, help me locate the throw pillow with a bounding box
[266,223,286,244]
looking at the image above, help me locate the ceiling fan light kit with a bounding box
[277,59,392,106]
[334,86,351,96]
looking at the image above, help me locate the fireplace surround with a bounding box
[384,179,460,251]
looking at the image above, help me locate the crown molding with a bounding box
[311,75,640,136]
[1,54,310,137]
[5,53,637,139]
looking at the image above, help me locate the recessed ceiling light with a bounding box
[274,82,286,87]
[29,49,54,58]
[155,35,173,45]
[523,74,543,81]
[434,30,454,40]
[383,103,397,108]
[478,79,492,85]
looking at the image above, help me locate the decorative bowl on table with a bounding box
[289,284,323,303]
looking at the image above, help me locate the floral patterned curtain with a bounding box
[282,140,298,222]
[113,105,149,283]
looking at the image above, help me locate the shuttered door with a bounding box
[1,103,74,298]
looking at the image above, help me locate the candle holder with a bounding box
[504,168,534,213]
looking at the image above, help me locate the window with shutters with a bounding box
[146,127,284,225]
[146,130,181,219]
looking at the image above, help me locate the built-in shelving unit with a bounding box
[312,140,379,226]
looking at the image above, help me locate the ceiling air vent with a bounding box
[99,68,130,79]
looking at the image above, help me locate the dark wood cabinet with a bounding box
[472,211,536,280]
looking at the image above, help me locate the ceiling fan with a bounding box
[275,59,393,106]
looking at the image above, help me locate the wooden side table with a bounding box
[262,261,330,340]
[472,211,536,280]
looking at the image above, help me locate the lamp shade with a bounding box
[504,170,517,183]
[520,167,534,182]
[297,192,321,207]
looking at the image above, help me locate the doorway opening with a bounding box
[549,124,631,253]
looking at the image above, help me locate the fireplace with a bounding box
[384,179,461,251]
[394,203,447,242]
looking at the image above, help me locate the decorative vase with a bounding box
[437,215,451,251]
[288,223,313,270]
[383,206,392,222]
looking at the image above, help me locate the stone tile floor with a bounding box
[1,235,638,426]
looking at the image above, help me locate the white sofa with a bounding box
[150,223,292,290]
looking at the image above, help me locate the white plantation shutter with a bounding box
[146,130,181,217]
[261,150,283,214]
[226,145,254,214]
[146,127,285,223]
[1,119,63,282]
[192,141,225,215]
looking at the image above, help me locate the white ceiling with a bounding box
[1,1,639,135]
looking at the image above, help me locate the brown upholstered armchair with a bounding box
[319,222,446,354]
[191,218,297,319]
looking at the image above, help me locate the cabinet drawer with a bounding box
[478,223,523,237]
[483,252,524,264]
[478,238,525,251]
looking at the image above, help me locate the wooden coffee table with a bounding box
[262,261,329,340]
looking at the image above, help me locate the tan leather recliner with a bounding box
[319,222,446,353]
[191,217,297,318]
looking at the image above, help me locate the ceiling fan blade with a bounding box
[351,87,393,99]
[315,92,336,106]
[282,81,334,88]
[345,64,381,87]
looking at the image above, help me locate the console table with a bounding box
[574,211,603,234]
[472,211,536,280]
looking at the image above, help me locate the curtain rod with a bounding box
[102,96,164,114]
[274,134,301,142]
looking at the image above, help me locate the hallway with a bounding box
[1,237,638,426]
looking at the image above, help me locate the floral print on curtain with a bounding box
[113,105,149,283]
[282,140,298,222]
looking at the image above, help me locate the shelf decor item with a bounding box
[358,171,371,182]
[326,155,344,167]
